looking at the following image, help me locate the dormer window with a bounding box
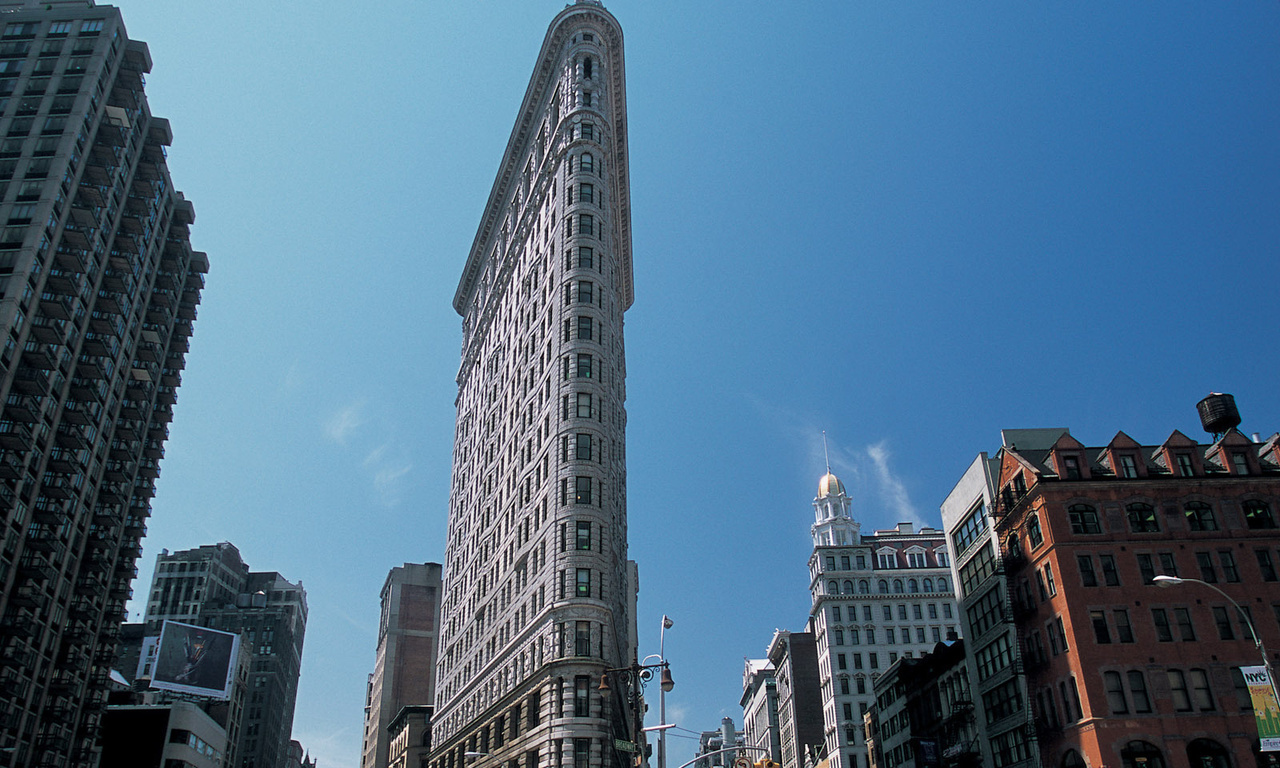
[1063,455,1081,480]
[1119,455,1138,478]
[1232,453,1249,475]
[1176,454,1194,477]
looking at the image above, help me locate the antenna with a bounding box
[822,431,831,474]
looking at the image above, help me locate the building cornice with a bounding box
[454,4,631,318]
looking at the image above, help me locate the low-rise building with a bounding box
[767,629,824,768]
[742,659,781,764]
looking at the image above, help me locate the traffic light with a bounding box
[754,760,779,768]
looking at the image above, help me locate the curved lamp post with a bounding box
[600,651,674,768]
[1153,575,1280,702]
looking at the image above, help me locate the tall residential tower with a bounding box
[0,2,206,766]
[431,4,636,768]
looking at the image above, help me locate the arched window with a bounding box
[1126,502,1159,532]
[579,153,594,174]
[1121,741,1166,768]
[937,577,948,592]
[1245,500,1277,530]
[842,580,854,594]
[859,580,870,594]
[827,580,838,595]
[1068,503,1101,534]
[908,579,918,593]
[1186,739,1230,768]
[1185,501,1219,531]
[893,579,903,593]
[922,578,933,592]
[878,580,888,594]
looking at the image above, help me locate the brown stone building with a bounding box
[992,398,1280,768]
[363,563,442,768]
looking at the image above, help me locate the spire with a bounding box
[822,430,831,474]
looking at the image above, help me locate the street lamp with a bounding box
[599,653,674,768]
[1153,575,1280,702]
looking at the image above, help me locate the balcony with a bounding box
[3,395,41,422]
[0,419,33,448]
[19,345,58,370]
[12,367,49,395]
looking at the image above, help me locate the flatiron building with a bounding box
[0,2,206,765]
[430,4,637,768]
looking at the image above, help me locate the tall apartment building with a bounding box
[430,4,636,768]
[806,472,959,768]
[987,397,1280,768]
[363,562,443,768]
[144,543,308,768]
[0,1,206,765]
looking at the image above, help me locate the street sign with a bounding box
[615,740,638,753]
[733,758,752,768]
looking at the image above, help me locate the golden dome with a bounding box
[818,471,845,498]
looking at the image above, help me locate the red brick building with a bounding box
[993,409,1280,768]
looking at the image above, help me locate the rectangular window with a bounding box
[1169,669,1192,711]
[580,123,594,141]
[1090,611,1111,644]
[1027,513,1044,549]
[579,214,593,236]
[885,628,895,644]
[1100,554,1120,586]
[578,280,593,304]
[1220,551,1240,583]
[1114,608,1134,643]
[1152,608,1173,642]
[575,621,591,655]
[576,393,592,419]
[837,653,846,670]
[1159,552,1178,578]
[579,183,594,204]
[575,433,592,461]
[953,502,988,555]
[575,568,591,597]
[1213,606,1235,640]
[574,678,590,716]
[853,653,862,670]
[869,653,878,669]
[577,315,593,341]
[574,476,592,505]
[1053,616,1068,654]
[928,604,938,619]
[1196,552,1217,583]
[576,353,592,378]
[1044,565,1057,596]
[1190,668,1215,711]
[1068,504,1101,534]
[1077,555,1097,587]
[1258,549,1277,582]
[576,521,591,551]
[1120,455,1138,478]
[982,679,1022,725]
[831,606,841,621]
[1177,453,1195,476]
[1104,671,1127,714]
[578,246,593,269]
[1137,554,1156,585]
[1173,607,1195,641]
[1128,671,1152,713]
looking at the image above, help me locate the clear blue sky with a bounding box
[115,1,1280,766]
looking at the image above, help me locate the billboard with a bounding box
[150,620,239,700]
[1243,666,1280,752]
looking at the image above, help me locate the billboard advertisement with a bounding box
[150,620,239,700]
[1243,666,1280,752]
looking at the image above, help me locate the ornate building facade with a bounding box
[806,473,959,768]
[430,4,637,768]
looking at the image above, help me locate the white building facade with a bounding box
[806,473,960,768]
[431,4,637,768]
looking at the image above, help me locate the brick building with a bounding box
[992,398,1280,768]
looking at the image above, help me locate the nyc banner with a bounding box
[1243,666,1280,751]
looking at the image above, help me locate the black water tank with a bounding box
[1197,393,1241,434]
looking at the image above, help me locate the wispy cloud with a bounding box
[290,725,356,768]
[866,441,922,525]
[372,461,413,507]
[324,400,365,445]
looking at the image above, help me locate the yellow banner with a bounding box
[1243,666,1280,751]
